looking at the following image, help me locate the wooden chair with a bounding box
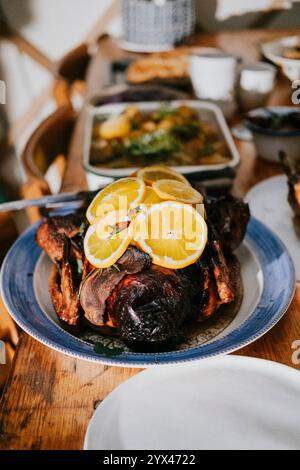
[0,108,76,391]
[0,0,119,390]
[21,106,76,223]
[57,43,90,83]
[0,149,19,391]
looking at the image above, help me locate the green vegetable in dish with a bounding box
[172,121,200,140]
[199,145,215,157]
[126,130,180,157]
[90,104,231,168]
[152,103,176,121]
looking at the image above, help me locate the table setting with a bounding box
[1,0,300,452]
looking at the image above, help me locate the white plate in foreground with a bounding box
[245,175,300,280]
[84,355,300,450]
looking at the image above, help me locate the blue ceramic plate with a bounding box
[0,217,295,367]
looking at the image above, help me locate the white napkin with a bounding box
[216,0,295,20]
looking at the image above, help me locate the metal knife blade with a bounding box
[0,189,101,213]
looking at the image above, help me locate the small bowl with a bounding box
[262,35,300,82]
[245,107,300,163]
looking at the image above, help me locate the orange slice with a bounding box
[143,186,164,205]
[153,179,203,204]
[84,212,133,269]
[137,166,190,186]
[86,177,146,224]
[133,201,208,269]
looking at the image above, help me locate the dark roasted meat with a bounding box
[206,195,250,253]
[192,238,235,322]
[37,214,85,326]
[281,153,300,214]
[211,239,235,305]
[37,195,250,346]
[117,245,151,271]
[80,246,151,327]
[49,238,82,325]
[185,199,248,323]
[197,268,219,319]
[49,265,63,317]
[36,214,83,262]
[280,153,300,236]
[106,266,194,343]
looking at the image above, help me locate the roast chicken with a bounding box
[281,152,300,237]
[36,196,250,346]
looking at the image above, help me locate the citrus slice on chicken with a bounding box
[86,177,146,224]
[143,186,164,205]
[84,210,133,269]
[153,179,203,204]
[137,166,190,186]
[133,201,208,269]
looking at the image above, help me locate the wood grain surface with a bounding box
[1,29,300,450]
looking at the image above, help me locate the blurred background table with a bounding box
[1,29,300,450]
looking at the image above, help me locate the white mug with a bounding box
[238,62,277,111]
[189,53,238,101]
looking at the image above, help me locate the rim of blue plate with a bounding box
[0,216,296,367]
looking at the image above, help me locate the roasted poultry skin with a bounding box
[281,153,300,236]
[36,213,83,263]
[36,196,250,346]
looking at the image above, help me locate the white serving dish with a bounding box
[1,211,295,367]
[262,35,300,82]
[83,100,240,179]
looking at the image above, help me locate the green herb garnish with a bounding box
[165,333,187,350]
[94,341,124,357]
[126,131,179,157]
[199,145,215,157]
[172,121,200,140]
[153,103,176,121]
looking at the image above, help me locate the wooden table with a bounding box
[1,29,300,450]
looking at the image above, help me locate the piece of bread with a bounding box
[127,48,190,84]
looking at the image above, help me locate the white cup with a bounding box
[238,62,277,111]
[189,53,238,101]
